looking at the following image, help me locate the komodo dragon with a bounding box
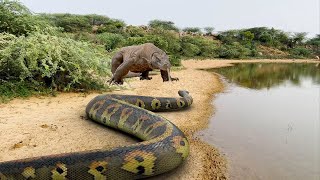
[110,43,178,84]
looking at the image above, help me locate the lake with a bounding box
[199,63,320,180]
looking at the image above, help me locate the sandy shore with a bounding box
[0,59,318,179]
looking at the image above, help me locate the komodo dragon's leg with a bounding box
[161,70,179,82]
[110,60,135,85]
[111,51,123,74]
[140,71,152,80]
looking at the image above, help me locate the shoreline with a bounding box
[0,59,318,179]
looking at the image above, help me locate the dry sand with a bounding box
[0,59,318,179]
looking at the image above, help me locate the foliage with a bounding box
[96,32,125,51]
[40,13,118,33]
[0,0,49,36]
[180,36,218,58]
[40,13,92,32]
[218,42,251,59]
[84,14,111,26]
[217,30,239,44]
[307,34,320,55]
[204,27,214,35]
[0,32,111,92]
[0,80,48,103]
[181,42,201,57]
[148,20,179,32]
[182,27,202,34]
[292,32,307,47]
[68,32,98,43]
[289,47,312,58]
[124,25,146,37]
[96,19,126,34]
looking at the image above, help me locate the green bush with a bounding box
[168,54,181,66]
[0,80,48,103]
[148,20,179,32]
[181,42,201,57]
[289,47,312,58]
[124,25,146,37]
[218,42,251,59]
[0,32,111,92]
[65,32,97,43]
[147,28,181,54]
[96,32,125,51]
[180,36,218,58]
[0,0,49,36]
[96,19,126,34]
[40,13,92,33]
[218,45,239,58]
[183,27,202,34]
[84,14,110,26]
[125,35,169,52]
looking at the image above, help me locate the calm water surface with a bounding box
[200,63,320,180]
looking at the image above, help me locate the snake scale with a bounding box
[0,90,193,179]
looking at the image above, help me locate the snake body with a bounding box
[0,90,192,179]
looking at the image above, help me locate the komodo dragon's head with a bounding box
[150,52,171,71]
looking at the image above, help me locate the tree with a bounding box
[84,14,110,26]
[293,32,307,46]
[0,0,48,35]
[182,27,202,34]
[204,27,215,35]
[96,19,126,34]
[148,20,179,32]
[240,31,254,43]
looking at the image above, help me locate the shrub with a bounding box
[204,27,214,35]
[124,25,146,37]
[289,47,312,58]
[180,36,218,58]
[96,19,126,34]
[168,54,181,66]
[84,14,110,26]
[0,0,49,36]
[183,27,202,34]
[0,32,111,92]
[218,42,251,59]
[148,20,179,32]
[67,32,98,43]
[148,28,181,54]
[40,13,92,33]
[96,32,125,51]
[181,42,201,57]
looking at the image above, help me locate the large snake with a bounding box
[0,90,193,179]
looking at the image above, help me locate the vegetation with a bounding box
[0,31,111,102]
[0,0,49,35]
[148,20,179,32]
[0,1,319,101]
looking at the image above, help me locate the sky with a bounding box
[20,0,319,38]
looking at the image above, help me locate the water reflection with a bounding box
[208,63,320,89]
[201,63,320,180]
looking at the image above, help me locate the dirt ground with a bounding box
[0,59,318,179]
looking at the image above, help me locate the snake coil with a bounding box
[0,90,192,179]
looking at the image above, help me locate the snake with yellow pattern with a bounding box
[0,90,192,179]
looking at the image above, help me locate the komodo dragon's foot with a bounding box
[171,77,179,81]
[108,77,124,85]
[163,77,179,82]
[140,76,152,80]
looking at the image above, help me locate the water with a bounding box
[200,63,320,180]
